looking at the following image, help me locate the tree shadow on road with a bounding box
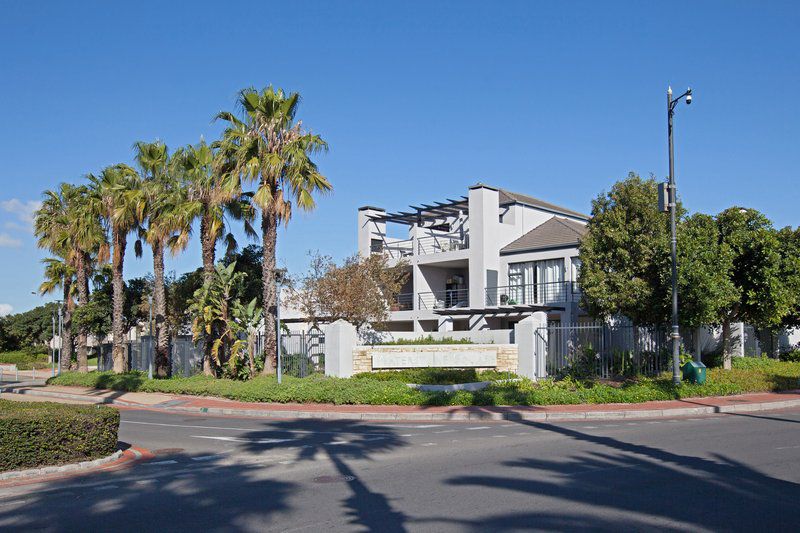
[422,418,800,531]
[234,419,408,532]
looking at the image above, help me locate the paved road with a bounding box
[1,407,799,532]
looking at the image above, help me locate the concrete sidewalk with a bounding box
[3,382,800,421]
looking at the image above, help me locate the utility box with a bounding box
[682,361,707,385]
[658,182,673,212]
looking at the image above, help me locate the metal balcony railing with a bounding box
[374,239,414,259]
[391,293,414,311]
[485,282,570,306]
[418,289,469,310]
[416,233,469,255]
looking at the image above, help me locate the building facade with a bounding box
[358,183,590,333]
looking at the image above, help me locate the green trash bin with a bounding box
[682,361,707,385]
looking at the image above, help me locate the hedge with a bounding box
[47,358,800,407]
[0,350,51,370]
[0,400,120,472]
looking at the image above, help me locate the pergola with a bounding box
[368,196,469,226]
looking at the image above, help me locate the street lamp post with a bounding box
[667,85,692,385]
[148,293,154,380]
[57,301,63,375]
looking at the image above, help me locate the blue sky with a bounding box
[1,0,798,315]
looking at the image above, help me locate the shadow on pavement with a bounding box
[236,419,408,532]
[0,419,408,532]
[424,418,800,531]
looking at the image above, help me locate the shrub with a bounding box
[0,350,51,370]
[780,349,800,363]
[354,368,517,385]
[0,400,120,472]
[47,359,800,407]
[375,336,475,346]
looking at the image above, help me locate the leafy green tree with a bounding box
[676,213,739,330]
[89,164,143,373]
[1,303,61,352]
[216,86,331,374]
[715,207,793,368]
[578,173,679,326]
[777,226,800,330]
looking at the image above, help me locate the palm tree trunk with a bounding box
[112,230,128,373]
[61,281,74,374]
[261,207,277,375]
[152,240,170,377]
[75,252,90,373]
[200,212,216,377]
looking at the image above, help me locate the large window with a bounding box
[507,259,565,304]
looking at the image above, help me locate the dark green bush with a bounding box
[0,400,120,472]
[779,349,800,363]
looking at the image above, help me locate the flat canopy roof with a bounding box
[433,304,564,316]
[368,197,469,225]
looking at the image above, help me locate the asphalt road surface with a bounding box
[1,407,799,532]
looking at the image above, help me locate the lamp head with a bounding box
[685,87,692,105]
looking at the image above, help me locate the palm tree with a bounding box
[39,257,75,374]
[216,86,331,373]
[88,164,143,373]
[35,184,105,372]
[133,140,196,377]
[174,139,255,375]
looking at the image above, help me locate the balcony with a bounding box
[485,282,571,306]
[390,293,414,311]
[418,289,469,310]
[416,233,469,255]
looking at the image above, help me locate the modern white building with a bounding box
[358,183,590,333]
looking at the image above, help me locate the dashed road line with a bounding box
[466,426,491,431]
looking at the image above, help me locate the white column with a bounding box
[324,320,357,378]
[437,316,454,332]
[467,184,501,309]
[515,312,548,380]
[357,207,386,257]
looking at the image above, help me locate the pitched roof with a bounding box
[498,189,589,219]
[501,216,588,254]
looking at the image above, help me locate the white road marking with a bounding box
[192,435,293,445]
[149,460,178,465]
[582,426,598,429]
[191,455,219,461]
[466,426,491,430]
[123,420,393,436]
[434,429,457,434]
[776,445,800,450]
[420,442,437,446]
[391,424,445,429]
[492,435,507,438]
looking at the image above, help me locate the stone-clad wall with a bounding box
[352,344,518,374]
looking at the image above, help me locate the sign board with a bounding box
[372,350,497,369]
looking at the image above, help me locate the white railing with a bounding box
[417,233,469,255]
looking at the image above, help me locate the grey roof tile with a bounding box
[501,216,588,253]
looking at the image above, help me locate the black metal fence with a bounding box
[98,336,203,377]
[256,330,326,378]
[537,322,673,378]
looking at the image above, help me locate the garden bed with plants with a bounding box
[0,400,120,472]
[46,357,800,407]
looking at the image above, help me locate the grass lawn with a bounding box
[47,357,800,406]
